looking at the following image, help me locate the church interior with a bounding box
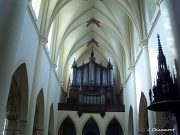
[1,0,180,135]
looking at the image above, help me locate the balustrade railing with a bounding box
[78,93,105,105]
[58,103,125,112]
[106,105,125,112]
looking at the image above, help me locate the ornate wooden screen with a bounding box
[67,49,114,105]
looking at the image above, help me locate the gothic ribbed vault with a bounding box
[41,0,144,93]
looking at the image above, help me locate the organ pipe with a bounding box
[107,59,113,86]
[71,59,77,85]
[69,49,114,105]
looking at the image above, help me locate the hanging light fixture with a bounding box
[33,103,39,131]
[6,67,22,134]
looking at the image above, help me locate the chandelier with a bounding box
[6,94,19,120]
[33,103,39,131]
[6,67,22,134]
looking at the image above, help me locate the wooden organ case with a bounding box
[58,50,125,117]
[68,49,114,105]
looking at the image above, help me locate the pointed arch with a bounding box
[105,116,124,135]
[104,115,125,135]
[35,89,45,130]
[18,63,29,120]
[138,92,149,133]
[79,115,102,135]
[81,116,100,135]
[48,103,54,134]
[4,63,29,134]
[128,105,134,135]
[58,114,77,135]
[6,63,29,120]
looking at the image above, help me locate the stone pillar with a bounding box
[53,81,61,135]
[76,129,81,135]
[19,36,48,135]
[0,0,28,133]
[18,120,27,135]
[139,40,157,135]
[139,40,152,98]
[122,82,128,135]
[128,66,138,135]
[156,0,180,83]
[43,63,56,135]
[58,82,61,103]
[37,129,44,135]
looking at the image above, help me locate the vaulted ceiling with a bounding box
[41,0,144,92]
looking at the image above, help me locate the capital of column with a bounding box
[121,82,126,89]
[50,63,57,70]
[128,65,135,72]
[38,36,48,46]
[155,0,163,7]
[58,80,63,86]
[139,39,148,49]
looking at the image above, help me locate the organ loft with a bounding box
[68,49,114,105]
[58,50,124,117]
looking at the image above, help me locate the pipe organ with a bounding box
[68,49,114,105]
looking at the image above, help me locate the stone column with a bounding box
[0,0,28,132]
[18,120,27,135]
[58,81,61,103]
[37,129,44,135]
[53,81,60,135]
[43,63,56,135]
[121,82,128,135]
[156,0,180,83]
[139,40,157,135]
[76,129,81,135]
[128,65,138,135]
[19,36,48,135]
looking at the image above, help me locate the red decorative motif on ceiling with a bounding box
[86,18,100,27]
[87,39,99,47]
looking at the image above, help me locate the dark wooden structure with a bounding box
[147,34,180,134]
[58,49,125,117]
[68,49,114,105]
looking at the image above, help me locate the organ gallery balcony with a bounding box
[58,103,125,117]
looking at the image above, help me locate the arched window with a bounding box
[31,0,42,18]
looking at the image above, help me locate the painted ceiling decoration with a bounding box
[87,39,99,47]
[44,0,143,93]
[86,18,100,27]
